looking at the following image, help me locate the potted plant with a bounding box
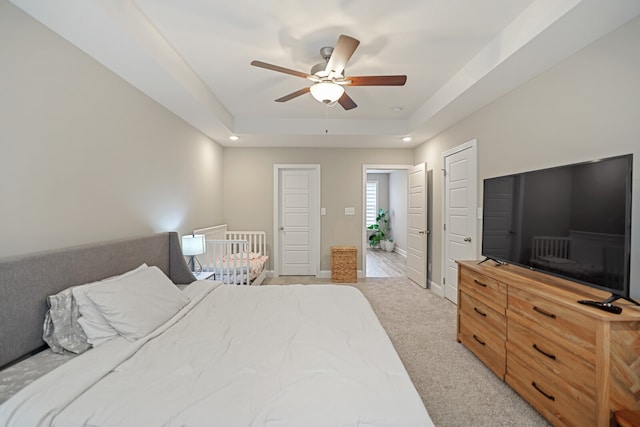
[383,238,395,252]
[367,208,390,248]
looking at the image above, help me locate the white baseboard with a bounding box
[394,247,407,257]
[272,269,440,293]
[429,279,445,297]
[318,270,331,279]
[269,270,363,279]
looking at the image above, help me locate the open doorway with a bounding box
[362,165,410,277]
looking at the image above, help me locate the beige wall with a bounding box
[414,16,640,297]
[0,2,224,257]
[222,148,413,271]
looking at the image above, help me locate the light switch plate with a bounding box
[321,208,326,215]
[345,207,355,215]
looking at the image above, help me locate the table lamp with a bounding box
[182,234,206,274]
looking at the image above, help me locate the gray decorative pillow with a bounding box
[42,288,90,354]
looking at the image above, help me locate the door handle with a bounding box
[464,236,472,242]
[418,230,429,235]
[279,226,284,230]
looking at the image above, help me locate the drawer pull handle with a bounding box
[472,334,486,346]
[531,381,555,401]
[533,306,556,319]
[473,307,487,317]
[532,344,556,360]
[473,279,487,288]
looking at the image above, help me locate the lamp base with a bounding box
[188,256,203,275]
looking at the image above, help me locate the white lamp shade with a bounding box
[310,82,344,103]
[182,234,206,256]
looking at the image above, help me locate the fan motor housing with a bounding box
[319,46,333,60]
[310,62,326,76]
[311,46,340,77]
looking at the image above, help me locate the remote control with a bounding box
[577,300,623,314]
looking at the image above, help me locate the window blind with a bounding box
[366,181,378,227]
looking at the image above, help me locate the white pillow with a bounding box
[85,266,190,341]
[73,264,148,346]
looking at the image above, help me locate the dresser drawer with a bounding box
[458,267,507,313]
[459,312,505,379]
[508,286,596,356]
[507,313,595,398]
[507,353,595,427]
[459,291,506,340]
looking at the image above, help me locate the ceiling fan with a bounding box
[251,35,407,111]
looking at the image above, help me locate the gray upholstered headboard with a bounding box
[0,232,194,369]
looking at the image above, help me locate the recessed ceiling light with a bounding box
[229,135,239,141]
[390,106,403,112]
[402,136,412,142]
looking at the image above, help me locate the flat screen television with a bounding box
[481,154,634,304]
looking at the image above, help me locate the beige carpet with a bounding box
[263,276,550,427]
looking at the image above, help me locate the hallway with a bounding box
[366,248,406,277]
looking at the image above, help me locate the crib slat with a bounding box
[531,236,570,260]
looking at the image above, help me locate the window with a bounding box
[366,181,378,227]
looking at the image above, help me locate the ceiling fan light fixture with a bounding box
[251,34,406,111]
[310,82,344,104]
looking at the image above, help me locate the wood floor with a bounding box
[366,248,406,278]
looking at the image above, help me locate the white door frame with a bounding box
[273,164,321,278]
[362,164,411,277]
[439,139,478,297]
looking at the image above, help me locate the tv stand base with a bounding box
[603,294,640,306]
[478,256,504,266]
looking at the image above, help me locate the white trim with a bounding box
[394,247,407,258]
[429,279,444,296]
[440,139,478,299]
[273,164,321,278]
[362,164,412,277]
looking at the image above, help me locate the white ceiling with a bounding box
[11,0,640,148]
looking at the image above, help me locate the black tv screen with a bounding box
[481,154,633,299]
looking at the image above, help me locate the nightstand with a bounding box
[193,271,214,281]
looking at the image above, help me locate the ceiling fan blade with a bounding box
[251,60,309,79]
[275,87,311,102]
[338,92,357,110]
[346,75,407,86]
[325,35,360,76]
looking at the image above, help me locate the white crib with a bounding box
[531,236,571,261]
[193,225,268,285]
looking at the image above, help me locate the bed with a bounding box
[0,232,433,427]
[193,224,268,285]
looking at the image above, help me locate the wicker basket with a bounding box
[330,245,357,283]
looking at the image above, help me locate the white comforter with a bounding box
[0,282,433,427]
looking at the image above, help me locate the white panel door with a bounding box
[444,144,477,303]
[280,169,314,275]
[407,163,428,288]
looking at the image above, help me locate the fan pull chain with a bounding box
[325,104,329,134]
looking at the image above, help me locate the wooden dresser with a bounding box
[456,260,640,427]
